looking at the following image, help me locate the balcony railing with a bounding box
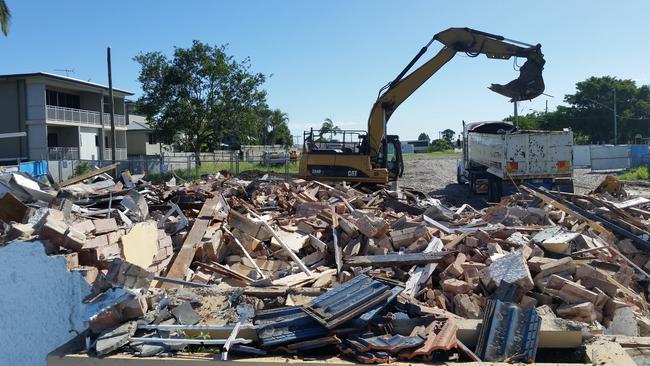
[104,148,128,161]
[46,105,126,127]
[48,147,79,160]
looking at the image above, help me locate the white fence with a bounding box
[46,105,126,126]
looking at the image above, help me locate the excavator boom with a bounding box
[367,27,545,161]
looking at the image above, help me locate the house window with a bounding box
[95,135,99,147]
[47,133,58,147]
[46,90,81,109]
[148,133,156,144]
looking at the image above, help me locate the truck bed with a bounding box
[468,129,573,179]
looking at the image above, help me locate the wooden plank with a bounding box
[332,212,342,278]
[522,186,616,241]
[59,163,119,187]
[344,252,447,267]
[403,237,444,298]
[614,197,650,209]
[160,197,222,288]
[246,208,312,276]
[223,227,266,280]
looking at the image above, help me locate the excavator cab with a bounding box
[382,135,404,179]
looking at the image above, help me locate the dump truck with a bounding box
[457,121,573,202]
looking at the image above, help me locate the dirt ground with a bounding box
[399,155,612,209]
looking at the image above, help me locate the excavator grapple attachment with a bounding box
[489,57,545,101]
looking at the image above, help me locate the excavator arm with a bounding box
[367,27,545,161]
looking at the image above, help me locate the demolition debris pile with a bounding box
[2,167,650,363]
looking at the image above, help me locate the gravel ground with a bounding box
[399,155,612,209]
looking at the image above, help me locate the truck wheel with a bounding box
[456,167,463,185]
[469,174,476,194]
[487,175,502,203]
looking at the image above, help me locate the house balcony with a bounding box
[48,147,79,160]
[46,105,126,127]
[104,148,128,161]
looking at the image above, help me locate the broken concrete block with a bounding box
[453,293,481,319]
[119,294,149,320]
[606,306,638,336]
[489,252,534,291]
[423,203,454,222]
[442,253,466,278]
[0,192,31,224]
[616,239,639,255]
[72,219,95,234]
[442,278,471,295]
[527,256,554,273]
[558,280,598,305]
[356,214,389,238]
[39,215,86,251]
[537,256,576,278]
[464,236,479,248]
[93,218,118,235]
[8,222,34,240]
[556,302,596,323]
[120,221,158,269]
[171,302,201,325]
[391,225,428,249]
[231,227,260,252]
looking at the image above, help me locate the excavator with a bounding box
[298,27,546,184]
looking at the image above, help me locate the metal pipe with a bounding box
[138,323,255,331]
[129,337,252,346]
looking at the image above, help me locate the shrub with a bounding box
[428,139,453,152]
[74,162,91,176]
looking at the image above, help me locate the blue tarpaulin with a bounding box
[630,145,650,168]
[19,161,48,178]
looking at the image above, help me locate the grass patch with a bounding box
[403,150,461,161]
[146,161,299,182]
[619,166,649,180]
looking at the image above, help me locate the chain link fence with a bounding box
[47,150,298,183]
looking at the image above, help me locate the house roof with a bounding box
[0,72,134,95]
[127,115,152,131]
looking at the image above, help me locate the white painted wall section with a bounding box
[0,241,91,366]
[80,127,99,160]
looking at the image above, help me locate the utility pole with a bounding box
[613,89,618,145]
[513,101,518,127]
[545,99,548,114]
[107,47,116,163]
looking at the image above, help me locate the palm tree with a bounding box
[320,117,341,139]
[0,0,10,36]
[268,109,290,145]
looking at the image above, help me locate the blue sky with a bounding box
[1,0,649,140]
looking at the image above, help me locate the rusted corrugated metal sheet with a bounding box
[302,274,392,329]
[255,307,328,346]
[475,299,541,362]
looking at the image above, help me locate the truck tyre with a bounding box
[457,166,463,185]
[487,175,502,203]
[469,174,476,194]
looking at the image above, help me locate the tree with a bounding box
[441,129,455,143]
[418,132,430,142]
[321,118,341,134]
[267,109,292,147]
[134,41,267,165]
[0,0,10,36]
[502,77,650,144]
[428,139,453,152]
